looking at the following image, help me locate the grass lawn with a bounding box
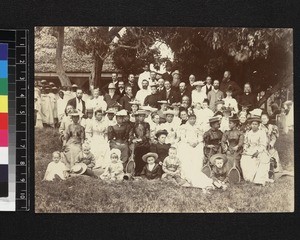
[35,127,294,213]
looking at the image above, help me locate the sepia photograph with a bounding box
[34,26,294,213]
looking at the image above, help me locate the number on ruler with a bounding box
[20,145,25,148]
[20,161,25,166]
[19,77,25,81]
[19,60,25,64]
[20,111,26,114]
[20,178,26,182]
[20,94,25,97]
[20,193,26,199]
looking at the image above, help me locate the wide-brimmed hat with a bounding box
[116,109,128,116]
[247,116,261,123]
[142,152,158,162]
[129,100,141,105]
[49,82,55,86]
[157,100,168,104]
[210,153,228,165]
[71,163,87,175]
[140,106,158,112]
[69,110,80,117]
[229,114,239,122]
[249,108,263,117]
[71,84,78,88]
[52,86,58,90]
[105,108,117,114]
[209,116,221,123]
[133,110,147,116]
[163,109,175,116]
[41,79,47,83]
[108,83,116,89]
[193,81,205,86]
[215,100,225,106]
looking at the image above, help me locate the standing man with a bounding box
[237,82,257,111]
[202,76,213,96]
[186,74,196,93]
[162,61,173,82]
[126,73,139,98]
[207,80,224,112]
[220,71,242,98]
[67,88,86,118]
[135,79,151,106]
[138,64,151,90]
[119,85,134,112]
[104,83,121,109]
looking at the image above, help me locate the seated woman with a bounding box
[260,112,281,173]
[150,129,171,165]
[221,114,244,172]
[62,110,85,168]
[149,112,161,144]
[240,116,273,186]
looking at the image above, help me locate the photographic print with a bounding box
[34,27,294,213]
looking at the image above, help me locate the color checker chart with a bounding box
[0,30,29,211]
[0,43,8,198]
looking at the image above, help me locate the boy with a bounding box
[162,147,186,185]
[74,143,97,178]
[140,152,162,180]
[210,154,229,190]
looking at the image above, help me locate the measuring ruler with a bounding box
[0,29,29,211]
[15,30,29,211]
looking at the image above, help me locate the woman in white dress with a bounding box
[240,116,272,185]
[87,109,110,171]
[177,114,214,189]
[149,112,161,144]
[191,81,206,107]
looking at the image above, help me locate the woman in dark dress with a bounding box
[150,129,171,165]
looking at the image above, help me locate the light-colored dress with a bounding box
[191,90,206,106]
[177,123,213,188]
[41,93,54,127]
[87,119,110,169]
[240,129,270,185]
[44,161,68,181]
[159,121,180,146]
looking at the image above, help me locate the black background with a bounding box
[0,0,299,239]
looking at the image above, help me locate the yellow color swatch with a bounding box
[0,95,8,113]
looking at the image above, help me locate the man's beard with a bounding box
[214,86,219,90]
[142,86,148,89]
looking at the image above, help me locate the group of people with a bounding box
[37,65,294,192]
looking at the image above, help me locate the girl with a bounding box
[240,116,273,186]
[43,151,69,181]
[100,149,124,181]
[210,154,229,190]
[63,110,85,168]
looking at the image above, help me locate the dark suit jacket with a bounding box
[160,88,181,104]
[104,93,121,108]
[67,97,86,115]
[125,81,139,98]
[162,72,173,82]
[119,94,134,112]
[179,89,191,101]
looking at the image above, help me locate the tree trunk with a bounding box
[55,27,71,86]
[91,52,104,90]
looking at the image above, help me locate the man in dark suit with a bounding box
[144,83,162,108]
[186,74,196,93]
[178,82,191,101]
[101,72,119,94]
[104,83,121,109]
[160,80,180,104]
[125,73,139,98]
[237,82,257,111]
[119,85,134,112]
[67,88,86,117]
[161,62,173,82]
[116,80,126,97]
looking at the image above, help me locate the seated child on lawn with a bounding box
[72,143,98,178]
[162,147,186,185]
[140,152,162,180]
[210,154,229,190]
[43,151,69,181]
[100,149,124,181]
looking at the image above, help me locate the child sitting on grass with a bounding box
[140,152,162,180]
[100,149,124,181]
[43,151,69,181]
[73,143,98,178]
[210,154,229,190]
[162,147,186,185]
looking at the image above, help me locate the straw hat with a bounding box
[210,154,228,165]
[71,163,87,175]
[71,84,78,88]
[69,110,80,117]
[116,109,128,116]
[133,110,147,116]
[41,79,47,84]
[142,152,158,162]
[163,109,175,116]
[247,116,261,123]
[209,116,221,123]
[105,108,117,114]
[215,100,225,106]
[249,108,263,117]
[193,81,205,86]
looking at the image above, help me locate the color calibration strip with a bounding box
[0,43,8,198]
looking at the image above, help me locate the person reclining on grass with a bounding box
[43,151,69,181]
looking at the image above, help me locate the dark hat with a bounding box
[155,129,168,138]
[215,100,225,106]
[247,116,261,123]
[142,152,158,162]
[210,153,228,165]
[226,85,233,92]
[209,116,221,123]
[133,110,147,116]
[105,108,116,114]
[229,114,239,122]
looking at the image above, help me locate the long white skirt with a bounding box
[240,152,270,184]
[178,142,213,189]
[89,134,110,169]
